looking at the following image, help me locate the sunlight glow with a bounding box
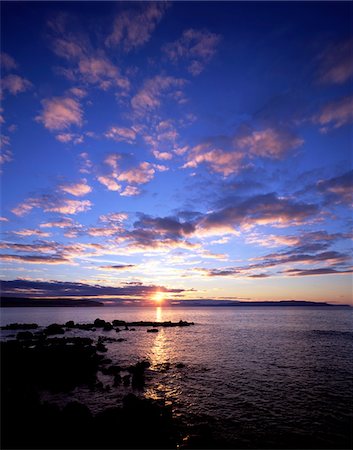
[153,291,165,304]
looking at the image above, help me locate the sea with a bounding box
[1,306,352,448]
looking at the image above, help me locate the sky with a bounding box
[0,1,352,305]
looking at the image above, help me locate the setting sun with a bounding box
[153,291,165,304]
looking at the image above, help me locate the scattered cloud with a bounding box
[163,28,221,75]
[11,196,92,216]
[11,229,51,237]
[36,96,83,130]
[105,126,137,143]
[97,175,122,192]
[59,179,92,197]
[131,75,186,115]
[236,128,304,158]
[317,170,353,206]
[313,95,353,133]
[121,185,141,196]
[1,74,32,95]
[1,52,18,71]
[105,2,168,52]
[316,38,353,85]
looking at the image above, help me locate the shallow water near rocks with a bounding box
[1,306,352,448]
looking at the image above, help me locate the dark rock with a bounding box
[115,327,121,332]
[176,363,185,369]
[94,318,106,327]
[147,328,158,333]
[103,322,113,331]
[113,374,122,386]
[16,331,33,340]
[45,323,65,335]
[112,319,126,326]
[123,374,130,386]
[96,342,107,353]
[65,320,75,328]
[1,322,38,330]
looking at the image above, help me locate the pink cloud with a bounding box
[152,150,173,160]
[105,2,168,51]
[120,185,141,196]
[69,87,88,98]
[36,97,83,131]
[11,197,92,216]
[1,74,32,95]
[131,75,186,114]
[79,152,93,174]
[78,57,129,91]
[99,212,128,223]
[12,229,51,237]
[40,218,75,228]
[97,175,121,192]
[1,52,17,70]
[59,179,92,197]
[163,28,221,75]
[313,95,353,133]
[55,133,84,144]
[236,128,304,158]
[317,38,353,85]
[183,144,244,176]
[105,126,137,143]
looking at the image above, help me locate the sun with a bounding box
[153,291,165,304]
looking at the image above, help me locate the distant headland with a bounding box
[0,297,351,309]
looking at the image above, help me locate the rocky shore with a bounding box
[1,318,227,449]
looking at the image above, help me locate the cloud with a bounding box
[105,2,168,52]
[0,279,186,298]
[77,56,129,91]
[11,196,92,216]
[0,134,12,169]
[183,127,302,176]
[317,170,353,206]
[163,28,221,75]
[117,161,156,184]
[316,38,353,85]
[99,212,128,223]
[313,95,353,133]
[1,74,32,95]
[0,254,71,264]
[100,264,136,270]
[236,128,304,158]
[79,152,93,174]
[105,126,137,143]
[197,193,319,234]
[283,268,353,276]
[49,16,130,92]
[121,185,141,196]
[40,218,75,228]
[183,143,244,176]
[131,75,186,115]
[97,175,122,192]
[36,96,83,130]
[11,229,51,237]
[55,133,84,144]
[1,52,18,70]
[59,179,92,197]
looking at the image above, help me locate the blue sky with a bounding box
[1,1,352,304]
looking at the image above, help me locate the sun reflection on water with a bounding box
[145,307,182,405]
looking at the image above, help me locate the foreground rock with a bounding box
[0,335,180,448]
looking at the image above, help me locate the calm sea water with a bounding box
[1,306,352,447]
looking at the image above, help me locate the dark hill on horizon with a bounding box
[0,297,351,309]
